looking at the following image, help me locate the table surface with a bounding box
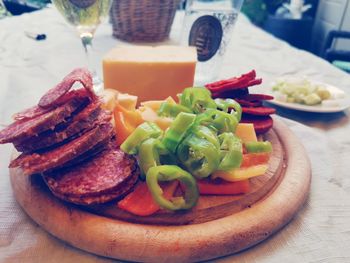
[1,6,350,263]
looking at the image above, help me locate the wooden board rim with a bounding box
[10,118,311,262]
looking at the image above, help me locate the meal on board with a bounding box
[0,67,276,217]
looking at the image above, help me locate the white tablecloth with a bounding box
[1,6,350,263]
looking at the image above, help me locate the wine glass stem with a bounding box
[80,32,103,93]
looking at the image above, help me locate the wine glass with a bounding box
[0,0,11,19]
[51,0,113,92]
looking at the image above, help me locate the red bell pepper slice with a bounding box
[197,178,250,195]
[118,181,178,216]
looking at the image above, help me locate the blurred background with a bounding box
[1,0,349,73]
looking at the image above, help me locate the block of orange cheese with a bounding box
[102,45,197,102]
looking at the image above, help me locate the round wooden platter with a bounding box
[10,119,311,262]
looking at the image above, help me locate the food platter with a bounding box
[10,118,311,262]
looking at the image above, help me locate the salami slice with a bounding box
[235,99,262,107]
[0,96,88,144]
[43,145,139,205]
[238,94,274,101]
[38,68,95,109]
[242,106,276,116]
[241,116,273,135]
[13,103,110,153]
[9,122,114,175]
[12,89,92,121]
[212,88,249,99]
[13,105,51,121]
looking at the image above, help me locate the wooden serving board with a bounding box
[10,119,311,262]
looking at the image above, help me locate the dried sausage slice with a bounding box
[12,89,92,122]
[43,145,139,205]
[9,122,114,175]
[242,106,276,116]
[38,68,96,109]
[0,96,88,144]
[241,116,273,135]
[13,102,109,153]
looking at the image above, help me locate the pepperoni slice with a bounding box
[241,116,273,135]
[242,106,276,116]
[238,94,274,101]
[235,99,262,107]
[38,68,95,109]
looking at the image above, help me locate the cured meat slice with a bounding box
[241,116,273,135]
[38,68,96,109]
[52,133,113,171]
[9,123,114,175]
[43,145,139,205]
[12,89,92,121]
[0,96,88,144]
[235,99,262,107]
[242,106,276,116]
[12,105,51,122]
[212,88,249,99]
[238,94,274,101]
[13,102,109,153]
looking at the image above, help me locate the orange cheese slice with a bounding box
[102,45,197,102]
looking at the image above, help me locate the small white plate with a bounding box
[267,81,350,113]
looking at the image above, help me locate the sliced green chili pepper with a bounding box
[121,122,163,155]
[138,138,177,179]
[245,141,272,153]
[162,112,196,153]
[179,87,216,113]
[195,109,238,134]
[176,134,220,178]
[158,102,192,118]
[215,98,242,122]
[218,133,242,171]
[191,125,220,149]
[146,165,199,210]
[138,138,162,176]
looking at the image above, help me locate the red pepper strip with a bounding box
[118,181,179,216]
[241,152,270,168]
[242,106,276,116]
[197,178,250,195]
[206,70,256,90]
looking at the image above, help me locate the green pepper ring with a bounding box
[146,165,199,210]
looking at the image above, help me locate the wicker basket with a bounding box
[110,0,180,42]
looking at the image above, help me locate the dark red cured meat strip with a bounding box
[13,103,110,153]
[235,99,262,107]
[12,89,92,121]
[38,68,96,109]
[238,94,274,101]
[43,145,139,205]
[206,70,256,90]
[9,122,114,175]
[242,106,276,116]
[0,96,88,144]
[241,116,273,135]
[212,88,249,99]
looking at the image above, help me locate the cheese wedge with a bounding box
[103,45,197,102]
